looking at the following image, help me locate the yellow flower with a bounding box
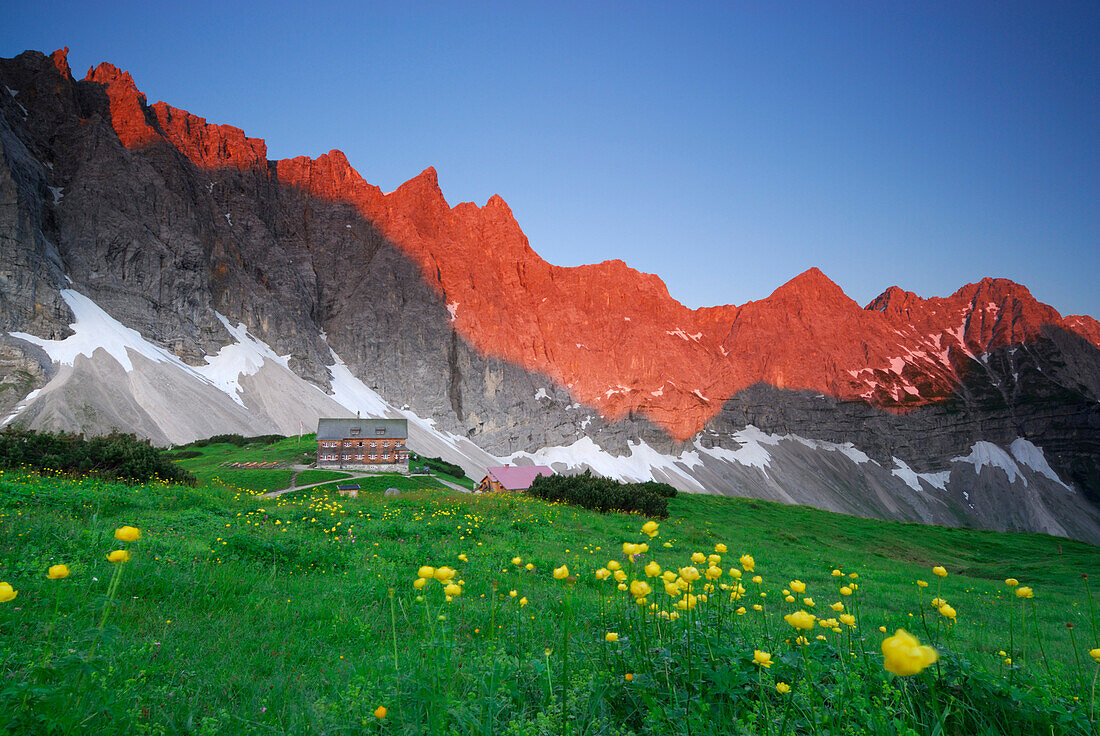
[444,582,462,597]
[879,626,887,633]
[617,583,628,591]
[1005,578,1019,587]
[679,566,701,582]
[715,543,728,554]
[932,566,947,578]
[509,590,518,598]
[1090,648,1100,664]
[840,586,852,596]
[802,597,815,607]
[691,552,706,564]
[623,542,640,557]
[705,566,722,581]
[553,565,570,580]
[630,580,653,599]
[740,554,755,572]
[413,577,427,589]
[776,682,791,694]
[511,557,523,566]
[434,566,456,581]
[849,573,859,579]
[614,569,627,582]
[607,561,622,571]
[47,564,71,580]
[752,575,763,584]
[374,705,387,719]
[784,595,795,603]
[938,604,957,620]
[736,606,747,615]
[0,582,16,603]
[1015,586,1034,599]
[789,580,806,593]
[595,567,611,580]
[644,561,662,578]
[525,563,534,571]
[664,583,680,597]
[784,610,816,630]
[418,565,435,579]
[916,580,929,588]
[519,597,528,606]
[840,614,856,627]
[728,568,743,579]
[107,550,131,563]
[753,650,773,668]
[624,673,633,682]
[707,554,721,566]
[831,569,843,578]
[605,632,619,642]
[752,603,763,611]
[114,526,141,542]
[457,553,468,562]
[882,629,938,676]
[830,602,844,612]
[641,521,659,537]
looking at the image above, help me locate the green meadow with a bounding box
[0,437,1098,735]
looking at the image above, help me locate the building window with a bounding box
[356,454,364,460]
[350,428,360,436]
[376,428,386,436]
[343,454,351,461]
[369,454,376,460]
[370,441,376,447]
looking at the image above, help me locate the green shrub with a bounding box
[411,453,468,479]
[188,433,284,448]
[0,428,195,485]
[526,471,672,517]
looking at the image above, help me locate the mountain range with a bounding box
[2,48,1099,542]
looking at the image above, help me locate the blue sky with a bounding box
[4,1,1098,316]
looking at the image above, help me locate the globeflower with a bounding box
[47,564,71,580]
[932,566,948,578]
[525,563,534,571]
[1005,578,1019,587]
[374,705,387,719]
[629,580,652,599]
[776,682,791,694]
[1015,586,1034,599]
[830,602,844,612]
[0,582,16,603]
[882,629,938,676]
[840,613,856,627]
[840,586,852,596]
[511,557,523,566]
[418,566,436,579]
[607,561,622,571]
[691,552,706,564]
[784,610,816,630]
[740,554,755,572]
[678,566,700,582]
[595,568,611,580]
[644,561,662,577]
[790,580,806,593]
[553,565,570,580]
[753,650,772,668]
[715,543,728,554]
[413,577,427,589]
[938,604,957,620]
[114,526,141,542]
[641,521,659,537]
[752,575,763,584]
[519,597,528,606]
[434,566,456,582]
[1090,648,1100,664]
[107,550,131,563]
[444,582,462,597]
[916,580,928,588]
[831,569,843,578]
[605,632,619,642]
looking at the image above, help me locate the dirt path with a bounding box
[261,471,471,499]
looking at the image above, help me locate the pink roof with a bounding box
[485,465,554,490]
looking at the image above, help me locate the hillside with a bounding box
[0,453,1096,734]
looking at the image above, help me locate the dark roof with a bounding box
[337,484,361,490]
[483,465,554,491]
[316,417,408,441]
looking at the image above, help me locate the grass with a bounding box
[294,469,352,486]
[0,451,1098,735]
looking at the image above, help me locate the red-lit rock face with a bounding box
[86,60,1098,441]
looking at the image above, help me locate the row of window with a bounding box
[319,454,409,462]
[320,440,404,448]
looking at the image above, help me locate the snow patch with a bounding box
[446,302,459,322]
[11,289,187,372]
[1010,438,1072,490]
[224,213,232,226]
[891,458,950,492]
[192,315,291,406]
[952,441,1024,485]
[326,349,393,417]
[691,388,709,402]
[1,389,41,427]
[507,437,705,491]
[48,186,63,205]
[4,86,16,97]
[534,388,550,401]
[666,328,702,343]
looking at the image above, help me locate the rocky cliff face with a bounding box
[1,49,1098,541]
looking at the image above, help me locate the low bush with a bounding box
[188,433,284,448]
[0,428,195,485]
[526,471,673,517]
[412,453,468,479]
